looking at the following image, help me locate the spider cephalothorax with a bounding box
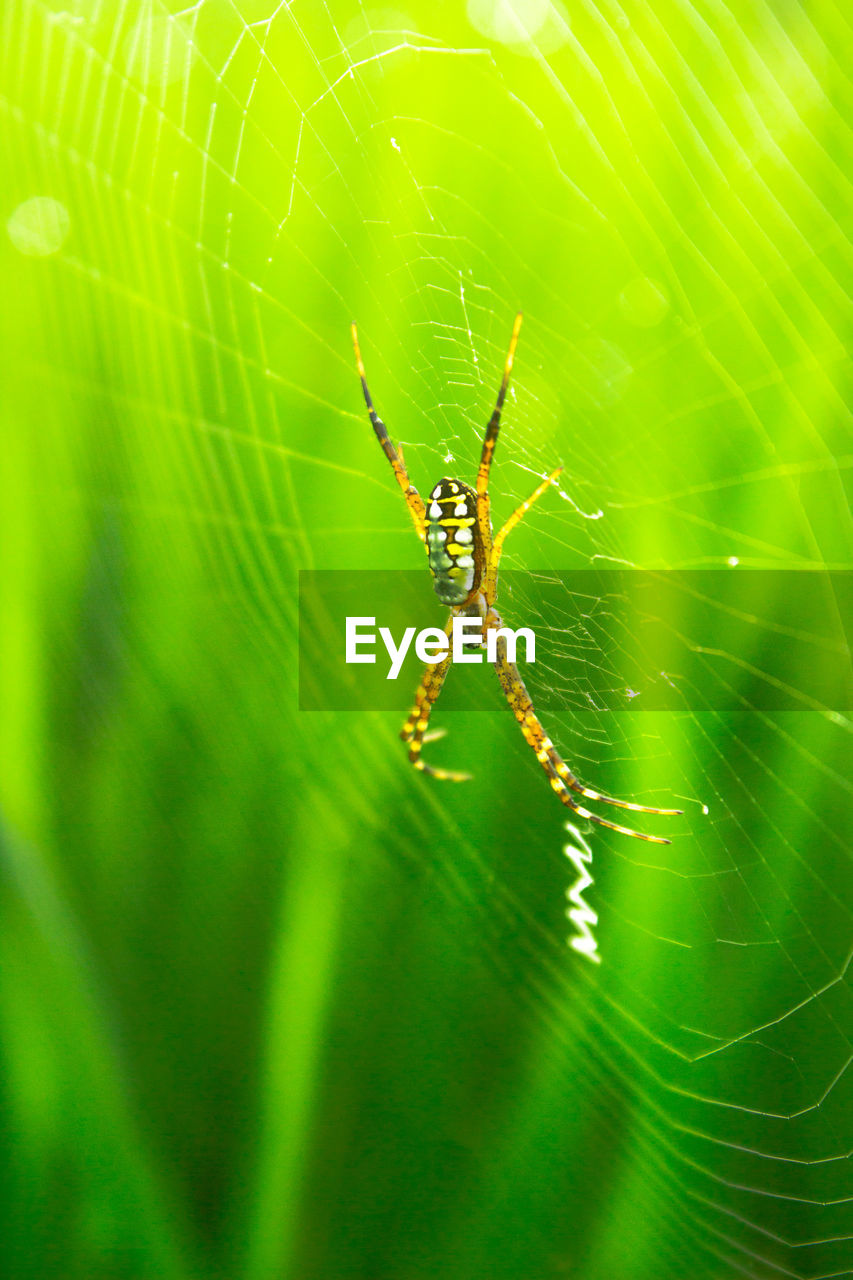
[351,314,681,844]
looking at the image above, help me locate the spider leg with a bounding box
[477,312,523,546]
[351,322,427,542]
[489,620,676,843]
[483,467,563,604]
[562,781,683,817]
[400,615,471,782]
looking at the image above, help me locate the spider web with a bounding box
[2,1,852,1278]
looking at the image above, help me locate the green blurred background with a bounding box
[1,2,851,1277]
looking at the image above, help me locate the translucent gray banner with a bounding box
[298,570,852,714]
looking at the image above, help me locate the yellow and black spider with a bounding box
[351,313,681,844]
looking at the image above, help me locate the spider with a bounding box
[351,313,681,844]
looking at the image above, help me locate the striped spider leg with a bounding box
[352,314,682,842]
[486,603,681,845]
[351,322,426,541]
[399,614,471,783]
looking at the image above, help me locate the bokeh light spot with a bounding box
[124,9,193,88]
[7,196,70,257]
[619,277,670,328]
[467,0,569,54]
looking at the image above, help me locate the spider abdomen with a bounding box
[425,478,481,605]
